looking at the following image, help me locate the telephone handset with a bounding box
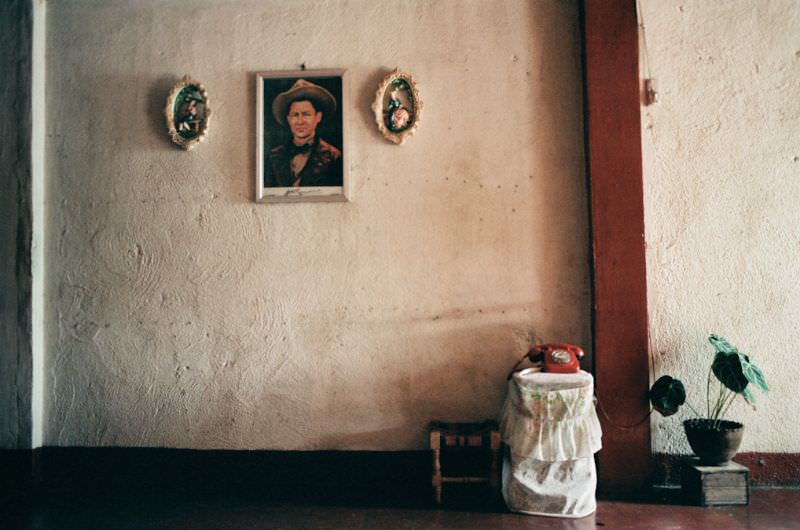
[507,343,585,379]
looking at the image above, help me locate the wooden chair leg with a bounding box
[489,430,501,494]
[430,429,442,505]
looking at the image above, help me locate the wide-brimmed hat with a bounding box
[272,79,337,126]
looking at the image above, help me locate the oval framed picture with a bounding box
[372,69,422,145]
[165,76,211,150]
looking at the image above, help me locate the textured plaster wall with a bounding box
[44,0,588,449]
[640,1,800,454]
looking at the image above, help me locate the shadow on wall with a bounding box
[305,317,551,451]
[357,68,398,143]
[523,0,590,366]
[150,75,179,149]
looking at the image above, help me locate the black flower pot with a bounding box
[683,418,744,466]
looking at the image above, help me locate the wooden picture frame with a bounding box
[372,69,422,145]
[256,69,349,203]
[165,75,211,150]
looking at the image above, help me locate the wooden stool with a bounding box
[429,421,501,505]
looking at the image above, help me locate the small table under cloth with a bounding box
[499,369,602,518]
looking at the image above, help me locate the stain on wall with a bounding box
[43,0,589,450]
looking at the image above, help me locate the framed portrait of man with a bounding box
[256,69,349,203]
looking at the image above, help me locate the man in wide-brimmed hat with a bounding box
[266,78,342,188]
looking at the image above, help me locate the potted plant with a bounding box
[649,334,769,465]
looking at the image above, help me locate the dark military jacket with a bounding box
[266,137,342,188]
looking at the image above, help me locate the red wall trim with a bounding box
[654,453,800,486]
[732,453,800,485]
[582,0,651,494]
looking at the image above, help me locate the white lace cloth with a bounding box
[499,369,602,518]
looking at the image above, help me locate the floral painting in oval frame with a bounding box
[372,69,422,145]
[165,75,211,150]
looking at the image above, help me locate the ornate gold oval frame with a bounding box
[164,75,211,150]
[371,69,422,145]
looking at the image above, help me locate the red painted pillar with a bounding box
[582,0,651,495]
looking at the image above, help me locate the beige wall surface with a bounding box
[43,0,589,449]
[641,1,800,453]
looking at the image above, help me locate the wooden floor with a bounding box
[4,488,800,529]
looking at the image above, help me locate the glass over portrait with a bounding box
[256,70,348,203]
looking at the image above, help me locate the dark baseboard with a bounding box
[5,448,799,509]
[653,452,800,487]
[729,453,800,485]
[0,449,37,510]
[0,449,35,484]
[3,447,434,508]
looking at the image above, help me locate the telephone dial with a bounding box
[507,343,585,379]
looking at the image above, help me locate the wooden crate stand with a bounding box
[429,421,501,505]
[681,459,750,506]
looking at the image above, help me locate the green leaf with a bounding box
[649,375,686,416]
[712,351,749,393]
[741,386,756,405]
[741,356,769,392]
[709,334,738,354]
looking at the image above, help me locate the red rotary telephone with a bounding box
[507,343,585,379]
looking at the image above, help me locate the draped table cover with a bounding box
[499,368,602,518]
